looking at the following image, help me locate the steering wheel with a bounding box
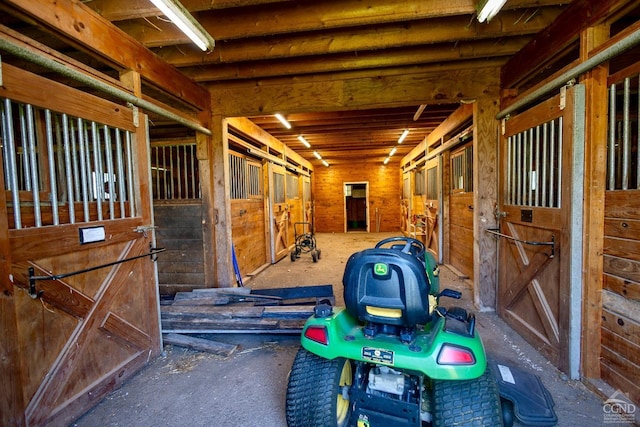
[375,237,425,259]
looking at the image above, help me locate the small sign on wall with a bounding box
[79,226,105,244]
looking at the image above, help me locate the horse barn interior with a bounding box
[2,0,640,425]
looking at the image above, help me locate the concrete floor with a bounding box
[73,232,635,427]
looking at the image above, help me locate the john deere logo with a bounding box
[374,263,388,276]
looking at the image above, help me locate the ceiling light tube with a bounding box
[477,0,507,23]
[274,113,292,129]
[321,160,329,167]
[398,129,409,144]
[297,135,311,148]
[389,147,397,156]
[383,157,390,165]
[313,151,322,160]
[149,0,215,51]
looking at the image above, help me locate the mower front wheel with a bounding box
[286,348,352,427]
[433,370,504,427]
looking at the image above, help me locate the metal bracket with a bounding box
[127,102,139,127]
[485,228,555,258]
[26,247,166,300]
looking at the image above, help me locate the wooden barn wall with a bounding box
[231,198,267,277]
[448,192,474,278]
[601,190,640,404]
[154,202,205,295]
[314,161,400,233]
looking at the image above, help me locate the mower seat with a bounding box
[343,248,432,328]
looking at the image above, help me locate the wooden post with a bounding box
[473,97,500,310]
[0,133,26,426]
[580,25,609,379]
[205,115,235,287]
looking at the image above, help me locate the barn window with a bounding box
[607,73,640,190]
[229,152,262,199]
[286,173,299,199]
[426,165,438,200]
[1,98,136,229]
[414,168,425,195]
[151,143,199,200]
[273,171,285,203]
[506,120,562,208]
[451,145,473,194]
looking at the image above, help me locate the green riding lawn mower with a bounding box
[286,237,557,427]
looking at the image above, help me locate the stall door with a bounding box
[1,65,160,426]
[497,85,584,376]
[268,163,289,262]
[449,143,474,278]
[424,158,440,257]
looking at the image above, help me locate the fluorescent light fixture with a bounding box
[389,147,397,157]
[477,0,507,23]
[274,113,292,129]
[383,157,390,165]
[413,105,427,121]
[321,160,329,167]
[149,0,215,51]
[313,151,322,160]
[297,135,311,148]
[398,129,409,144]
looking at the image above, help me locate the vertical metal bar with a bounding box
[18,105,32,191]
[528,128,534,206]
[69,119,80,202]
[115,129,126,218]
[608,83,617,190]
[103,125,115,219]
[511,136,517,205]
[44,109,60,225]
[91,121,103,221]
[191,145,197,198]
[162,146,168,199]
[557,117,563,208]
[176,145,182,199]
[183,145,188,198]
[534,125,541,207]
[3,99,23,228]
[506,136,512,204]
[516,132,522,205]
[169,145,175,199]
[153,146,159,199]
[61,114,75,224]
[77,118,90,221]
[541,122,548,207]
[125,131,135,217]
[549,119,556,208]
[26,105,42,227]
[622,77,631,190]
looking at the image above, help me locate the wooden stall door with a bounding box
[497,86,584,375]
[449,143,474,278]
[424,158,440,257]
[0,65,160,426]
[268,163,289,262]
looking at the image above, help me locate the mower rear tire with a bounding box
[312,250,318,262]
[286,348,352,427]
[432,370,504,427]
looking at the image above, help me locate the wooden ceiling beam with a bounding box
[142,9,560,59]
[181,39,523,82]
[501,0,634,89]
[4,0,210,111]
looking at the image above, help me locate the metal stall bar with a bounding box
[534,125,541,207]
[528,128,534,206]
[541,122,548,207]
[115,129,126,218]
[77,118,90,222]
[103,125,115,219]
[556,117,563,208]
[549,120,556,208]
[607,84,616,190]
[25,104,42,227]
[176,146,182,199]
[169,145,175,199]
[62,113,76,224]
[506,135,512,204]
[622,77,631,190]
[44,109,60,225]
[125,131,135,217]
[91,121,103,221]
[2,99,22,228]
[18,105,31,192]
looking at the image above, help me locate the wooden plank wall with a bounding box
[448,192,474,278]
[314,161,400,232]
[601,190,640,403]
[155,202,205,295]
[231,199,267,276]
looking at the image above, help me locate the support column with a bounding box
[199,114,235,287]
[473,97,500,310]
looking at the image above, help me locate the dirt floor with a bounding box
[72,232,636,427]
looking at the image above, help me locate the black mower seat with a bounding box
[343,248,431,328]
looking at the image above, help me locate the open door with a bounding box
[267,163,289,262]
[496,85,585,377]
[344,182,368,232]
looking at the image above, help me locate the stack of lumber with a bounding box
[160,285,335,334]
